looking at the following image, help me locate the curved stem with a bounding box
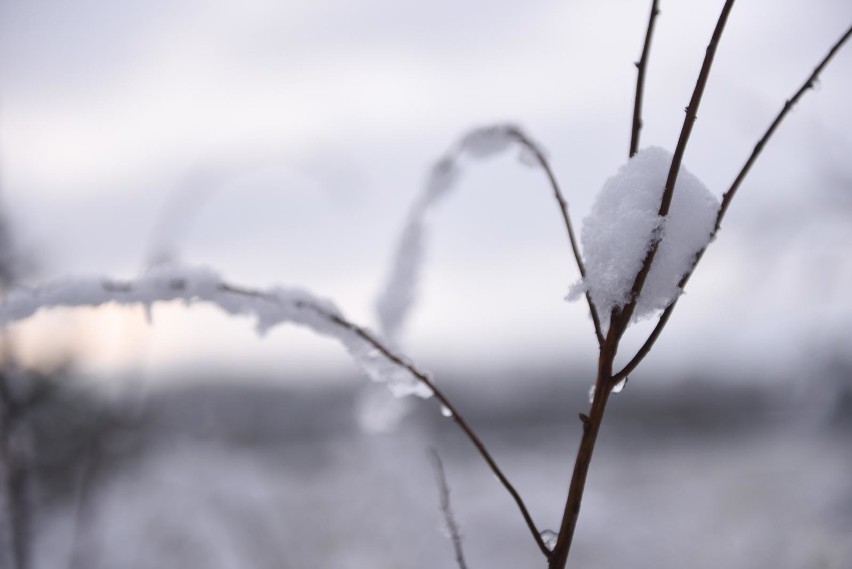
[507,128,604,345]
[300,301,552,558]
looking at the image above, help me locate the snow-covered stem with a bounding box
[429,448,469,569]
[630,0,661,158]
[612,0,735,336]
[549,4,738,568]
[376,124,602,347]
[0,266,548,557]
[612,21,852,384]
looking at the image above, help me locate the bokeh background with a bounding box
[0,1,850,568]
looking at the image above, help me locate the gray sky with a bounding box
[0,1,850,387]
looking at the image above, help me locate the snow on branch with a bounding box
[0,264,432,399]
[0,264,549,553]
[376,124,601,345]
[568,147,718,323]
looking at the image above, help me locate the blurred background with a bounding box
[0,1,850,568]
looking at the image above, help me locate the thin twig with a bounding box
[307,303,551,558]
[716,22,852,233]
[219,282,550,557]
[630,0,661,158]
[613,21,852,384]
[613,0,736,334]
[506,128,605,345]
[429,448,469,569]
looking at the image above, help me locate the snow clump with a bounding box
[570,146,718,322]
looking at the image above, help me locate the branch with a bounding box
[612,0,736,334]
[307,302,551,557]
[429,449,469,569]
[505,127,604,345]
[630,0,661,158]
[613,21,852,384]
[0,264,549,557]
[376,124,603,347]
[716,22,852,234]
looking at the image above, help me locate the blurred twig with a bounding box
[429,448,468,569]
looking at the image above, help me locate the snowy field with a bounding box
[27,379,852,569]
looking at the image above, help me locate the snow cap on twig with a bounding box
[569,147,718,322]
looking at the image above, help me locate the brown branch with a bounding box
[218,283,549,557]
[314,306,551,558]
[715,22,852,234]
[547,333,619,568]
[506,127,605,345]
[630,0,661,158]
[429,448,469,569]
[612,0,736,334]
[548,4,739,568]
[613,21,852,384]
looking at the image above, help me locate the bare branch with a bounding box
[716,22,852,234]
[429,449,469,569]
[505,128,604,345]
[630,0,661,158]
[305,302,551,558]
[612,0,736,335]
[613,21,852,384]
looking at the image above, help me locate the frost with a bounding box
[570,146,718,322]
[0,263,433,400]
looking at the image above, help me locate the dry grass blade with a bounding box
[429,448,469,569]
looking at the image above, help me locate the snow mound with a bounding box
[570,146,718,322]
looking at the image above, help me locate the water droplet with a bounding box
[440,405,453,418]
[540,529,558,551]
[588,384,596,404]
[612,377,627,394]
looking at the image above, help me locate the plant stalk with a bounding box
[547,333,619,568]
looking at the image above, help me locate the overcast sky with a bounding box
[0,1,850,388]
